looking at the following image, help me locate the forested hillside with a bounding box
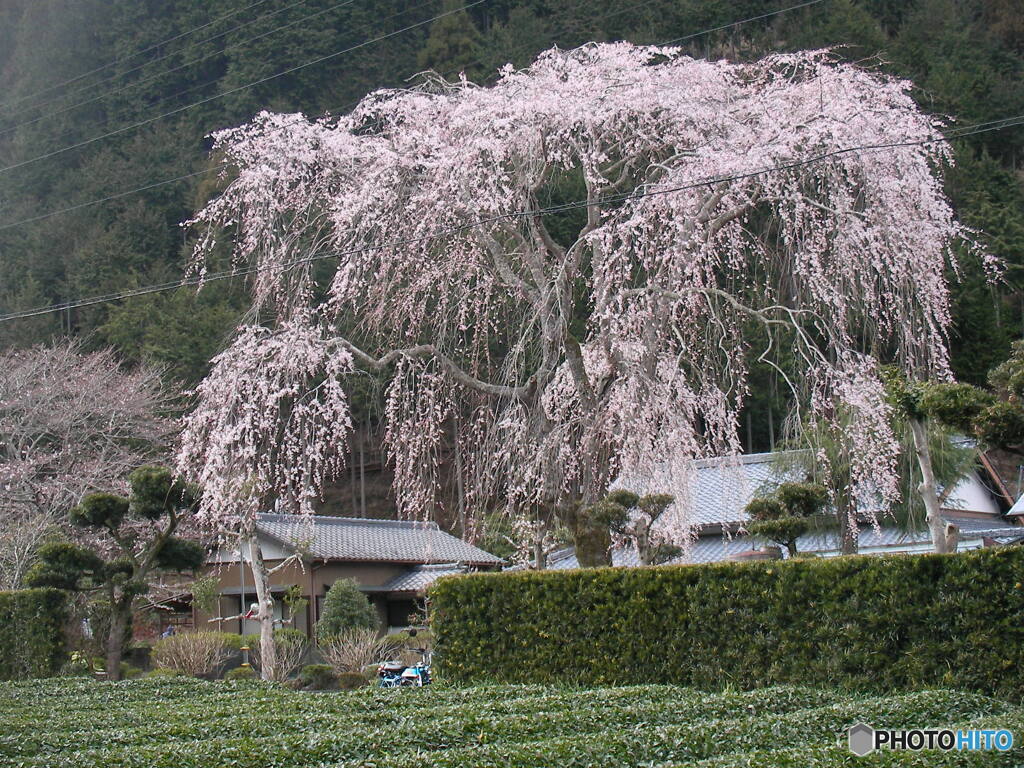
[0,0,1022,450]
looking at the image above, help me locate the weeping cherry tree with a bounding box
[179,43,972,616]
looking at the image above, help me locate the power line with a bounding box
[0,0,828,231]
[1,114,1020,325]
[0,0,280,112]
[661,0,828,45]
[0,0,488,178]
[0,0,357,140]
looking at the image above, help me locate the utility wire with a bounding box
[0,0,487,178]
[0,0,360,139]
[1,113,1020,325]
[0,0,280,112]
[0,0,828,231]
[661,0,827,45]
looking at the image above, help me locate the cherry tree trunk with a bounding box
[837,507,859,555]
[243,530,278,681]
[909,418,950,554]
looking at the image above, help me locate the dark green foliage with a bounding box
[417,0,484,79]
[316,578,377,641]
[917,382,995,433]
[129,465,198,520]
[153,537,205,571]
[976,400,1024,450]
[25,542,104,590]
[744,497,786,522]
[27,465,202,681]
[296,663,337,690]
[0,588,68,680]
[431,547,1024,700]
[336,671,369,690]
[744,482,826,556]
[69,493,129,530]
[773,483,828,519]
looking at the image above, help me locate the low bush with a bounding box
[0,588,68,680]
[295,663,336,690]
[336,671,369,690]
[251,628,309,682]
[431,547,1024,699]
[224,666,257,681]
[319,628,396,675]
[152,632,231,678]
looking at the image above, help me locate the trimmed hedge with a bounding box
[430,547,1024,698]
[0,588,68,680]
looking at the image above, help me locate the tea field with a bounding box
[1,678,1022,767]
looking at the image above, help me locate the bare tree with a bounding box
[0,341,174,587]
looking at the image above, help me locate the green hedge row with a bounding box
[0,588,68,680]
[430,547,1024,698]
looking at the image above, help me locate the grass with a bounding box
[0,678,1021,767]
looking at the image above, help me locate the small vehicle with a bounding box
[377,628,432,688]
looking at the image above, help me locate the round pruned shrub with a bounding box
[224,665,257,681]
[316,578,376,641]
[296,663,337,690]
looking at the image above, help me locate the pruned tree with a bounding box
[179,45,971,582]
[745,482,828,557]
[26,466,204,680]
[0,341,174,588]
[597,490,679,566]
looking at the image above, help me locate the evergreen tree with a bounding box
[26,466,204,681]
[316,578,377,642]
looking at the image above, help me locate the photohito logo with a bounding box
[847,723,1014,756]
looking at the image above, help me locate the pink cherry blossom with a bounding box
[179,44,969,546]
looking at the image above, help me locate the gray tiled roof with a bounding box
[379,563,466,593]
[256,514,503,566]
[545,515,1024,570]
[686,452,796,527]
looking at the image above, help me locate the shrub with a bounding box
[152,632,231,677]
[224,665,257,681]
[249,628,309,681]
[337,671,369,690]
[430,547,1024,699]
[0,588,68,680]
[317,578,376,641]
[296,663,337,690]
[320,628,396,675]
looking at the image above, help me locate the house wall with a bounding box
[195,558,409,637]
[943,470,1003,516]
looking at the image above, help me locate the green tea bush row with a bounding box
[431,547,1024,698]
[0,588,67,680]
[1,682,820,758]
[2,680,1018,768]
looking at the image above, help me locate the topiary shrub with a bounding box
[224,665,257,681]
[337,671,369,690]
[296,663,337,690]
[316,578,376,642]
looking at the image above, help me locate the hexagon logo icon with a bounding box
[848,722,875,756]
